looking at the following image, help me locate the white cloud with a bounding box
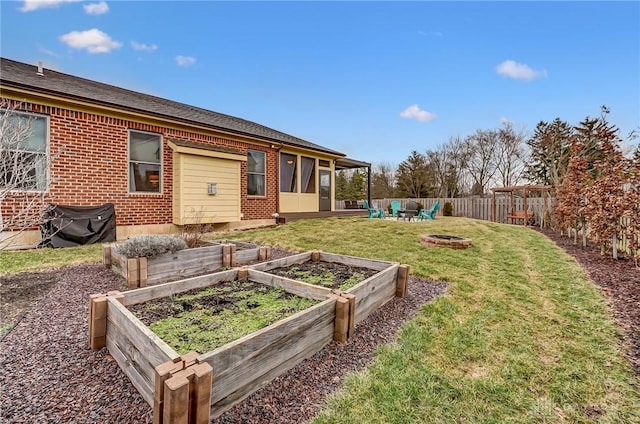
[59,29,122,53]
[83,1,109,15]
[20,0,80,12]
[495,60,547,81]
[175,55,196,67]
[400,104,437,123]
[131,41,158,52]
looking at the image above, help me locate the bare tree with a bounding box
[427,136,468,197]
[0,100,55,248]
[495,122,527,187]
[464,129,499,195]
[371,161,396,199]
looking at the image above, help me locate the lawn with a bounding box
[228,217,640,423]
[3,216,639,423]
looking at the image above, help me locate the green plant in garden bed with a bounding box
[130,280,317,355]
[272,264,373,291]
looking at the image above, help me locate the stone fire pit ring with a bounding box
[420,234,472,249]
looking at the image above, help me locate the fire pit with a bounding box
[420,234,472,249]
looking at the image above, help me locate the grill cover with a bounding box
[40,203,116,248]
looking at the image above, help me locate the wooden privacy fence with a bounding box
[89,250,409,424]
[338,197,552,223]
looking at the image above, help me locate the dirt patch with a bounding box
[266,261,379,290]
[537,227,640,377]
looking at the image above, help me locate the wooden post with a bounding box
[138,257,148,287]
[222,244,231,268]
[126,257,140,289]
[396,264,410,298]
[311,250,320,262]
[88,295,108,349]
[230,244,237,267]
[333,296,350,344]
[258,246,267,261]
[342,293,356,339]
[102,244,112,268]
[163,374,190,424]
[190,362,213,424]
[154,353,212,424]
[265,246,272,260]
[154,360,184,424]
[237,266,248,281]
[180,351,199,368]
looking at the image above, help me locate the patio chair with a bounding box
[363,200,385,219]
[390,200,401,217]
[417,200,440,221]
[398,200,418,221]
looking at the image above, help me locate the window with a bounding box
[280,153,297,192]
[301,156,316,193]
[0,111,48,192]
[129,130,162,193]
[247,150,266,196]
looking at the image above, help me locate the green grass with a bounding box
[0,243,103,274]
[3,216,639,422]
[225,216,640,424]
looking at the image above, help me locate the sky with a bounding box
[1,0,639,166]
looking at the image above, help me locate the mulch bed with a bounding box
[536,227,640,376]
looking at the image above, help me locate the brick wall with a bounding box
[1,100,278,229]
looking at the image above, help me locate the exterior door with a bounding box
[319,170,331,211]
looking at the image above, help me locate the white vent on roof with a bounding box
[37,61,44,76]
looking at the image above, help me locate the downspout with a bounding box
[273,143,283,222]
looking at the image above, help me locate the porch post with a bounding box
[367,165,372,208]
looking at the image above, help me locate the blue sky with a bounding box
[1,1,639,165]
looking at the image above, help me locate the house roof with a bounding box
[0,57,345,157]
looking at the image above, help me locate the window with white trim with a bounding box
[247,150,266,196]
[0,111,49,192]
[128,130,162,193]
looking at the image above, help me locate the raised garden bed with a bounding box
[103,240,271,288]
[89,251,409,423]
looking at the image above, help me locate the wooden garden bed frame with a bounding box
[102,240,271,288]
[89,251,409,424]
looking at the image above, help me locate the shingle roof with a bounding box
[0,57,345,157]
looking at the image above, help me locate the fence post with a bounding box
[396,264,410,298]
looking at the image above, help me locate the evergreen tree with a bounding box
[395,151,429,198]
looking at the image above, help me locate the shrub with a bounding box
[443,202,453,216]
[114,234,188,258]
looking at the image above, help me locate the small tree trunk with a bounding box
[573,227,578,245]
[612,233,618,260]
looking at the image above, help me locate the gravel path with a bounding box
[1,263,446,423]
